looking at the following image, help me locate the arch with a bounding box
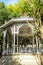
[18,24,33,34]
[18,24,33,53]
[18,24,33,36]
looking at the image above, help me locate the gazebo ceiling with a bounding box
[0,16,34,29]
[19,25,32,36]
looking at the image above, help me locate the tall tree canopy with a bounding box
[0,0,42,25]
[0,2,9,26]
[6,0,40,18]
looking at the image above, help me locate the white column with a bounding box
[3,31,6,55]
[36,36,39,53]
[7,43,9,55]
[33,34,34,53]
[39,38,40,49]
[11,27,14,54]
[13,25,15,54]
[17,33,18,53]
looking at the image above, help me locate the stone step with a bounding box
[12,55,40,65]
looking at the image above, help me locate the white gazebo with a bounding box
[0,16,39,55]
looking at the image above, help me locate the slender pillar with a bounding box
[36,36,39,53]
[17,33,18,53]
[38,38,40,50]
[13,25,15,54]
[11,27,14,54]
[7,43,9,55]
[33,34,34,53]
[3,31,6,55]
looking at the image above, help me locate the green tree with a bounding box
[0,2,9,26]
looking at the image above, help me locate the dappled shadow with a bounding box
[12,57,22,65]
[0,55,22,65]
[35,53,43,65]
[40,54,43,65]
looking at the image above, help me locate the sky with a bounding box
[0,0,19,5]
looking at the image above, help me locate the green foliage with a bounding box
[6,0,40,18]
[0,2,9,26]
[0,0,41,24]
